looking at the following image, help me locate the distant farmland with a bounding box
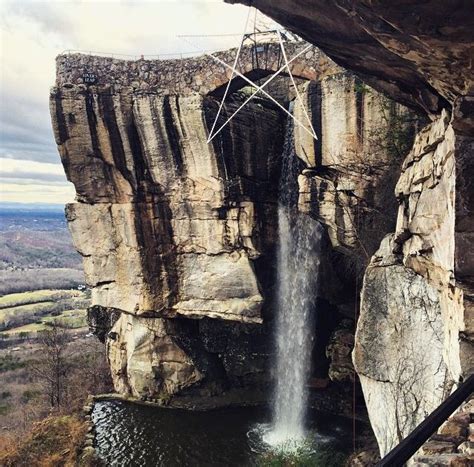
[0,204,85,294]
[0,289,89,334]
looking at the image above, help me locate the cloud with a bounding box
[0,157,74,202]
[1,157,65,175]
[0,182,75,204]
[0,175,68,185]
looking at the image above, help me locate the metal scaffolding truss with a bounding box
[179,7,318,144]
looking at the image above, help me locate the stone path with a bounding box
[413,397,474,466]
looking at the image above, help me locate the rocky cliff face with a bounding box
[52,76,285,400]
[227,0,472,117]
[51,43,412,410]
[354,111,472,454]
[227,0,474,457]
[60,90,281,324]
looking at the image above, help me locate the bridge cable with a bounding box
[206,7,252,142]
[277,30,318,140]
[204,45,314,142]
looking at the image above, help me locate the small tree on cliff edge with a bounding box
[31,324,70,409]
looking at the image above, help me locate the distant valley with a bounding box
[0,203,84,294]
[0,204,97,439]
[0,202,89,342]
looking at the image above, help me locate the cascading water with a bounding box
[264,103,322,447]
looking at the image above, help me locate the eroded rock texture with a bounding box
[54,85,287,323]
[354,112,473,454]
[51,42,412,408]
[227,0,473,116]
[53,84,284,399]
[226,0,473,457]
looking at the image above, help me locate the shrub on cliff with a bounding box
[0,414,89,467]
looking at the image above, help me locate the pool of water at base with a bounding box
[92,400,353,467]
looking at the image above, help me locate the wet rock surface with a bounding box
[51,42,418,411]
[224,1,474,460]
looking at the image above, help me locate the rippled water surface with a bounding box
[92,400,352,467]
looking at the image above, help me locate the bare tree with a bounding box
[31,324,70,408]
[66,338,113,411]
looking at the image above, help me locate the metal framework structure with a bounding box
[179,7,318,144]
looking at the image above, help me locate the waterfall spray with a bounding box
[265,103,322,447]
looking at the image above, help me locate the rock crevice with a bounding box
[51,42,432,417]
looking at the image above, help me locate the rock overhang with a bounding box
[225,0,474,118]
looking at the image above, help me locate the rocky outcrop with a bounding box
[52,80,285,399]
[107,315,204,398]
[298,74,414,254]
[51,41,412,406]
[326,319,355,382]
[226,1,472,117]
[355,239,451,454]
[56,88,284,323]
[354,110,473,455]
[51,47,294,400]
[227,0,473,459]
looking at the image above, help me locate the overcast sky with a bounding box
[0,0,256,204]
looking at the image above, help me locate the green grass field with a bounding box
[2,322,51,335]
[3,310,87,335]
[0,289,90,336]
[0,301,57,330]
[0,289,81,309]
[40,309,87,329]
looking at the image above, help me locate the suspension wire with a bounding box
[208,45,313,141]
[206,7,252,142]
[253,7,260,71]
[184,36,316,141]
[177,33,244,37]
[353,199,360,454]
[277,30,318,140]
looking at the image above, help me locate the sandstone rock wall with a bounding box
[53,88,283,323]
[225,1,474,458]
[298,74,414,253]
[354,111,473,455]
[52,79,286,398]
[51,45,416,407]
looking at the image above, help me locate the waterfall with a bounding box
[265,104,322,447]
